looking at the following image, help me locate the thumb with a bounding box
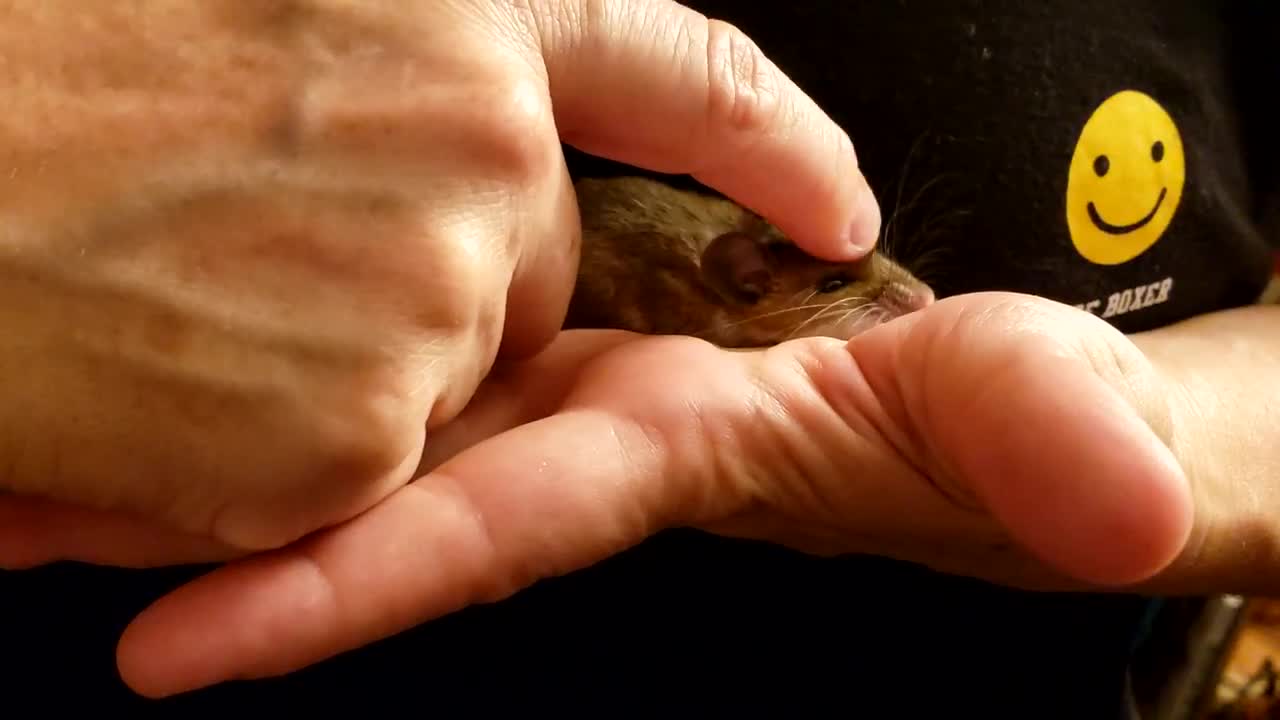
[850,293,1195,587]
[526,0,880,259]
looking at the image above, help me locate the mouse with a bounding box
[564,175,936,348]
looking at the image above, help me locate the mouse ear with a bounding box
[700,231,774,305]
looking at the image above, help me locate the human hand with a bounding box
[7,291,1193,696]
[0,0,877,556]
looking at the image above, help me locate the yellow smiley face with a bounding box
[1066,90,1185,266]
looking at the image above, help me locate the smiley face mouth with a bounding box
[1087,187,1168,235]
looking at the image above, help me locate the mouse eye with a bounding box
[818,276,850,293]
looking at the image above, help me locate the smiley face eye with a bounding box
[1151,140,1165,162]
[818,276,850,293]
[1093,154,1110,177]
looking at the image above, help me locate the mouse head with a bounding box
[698,230,935,346]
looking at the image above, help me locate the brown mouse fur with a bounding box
[565,175,935,348]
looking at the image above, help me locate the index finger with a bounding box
[525,0,881,260]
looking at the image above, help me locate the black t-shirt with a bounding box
[5,1,1277,716]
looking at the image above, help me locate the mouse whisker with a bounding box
[882,131,933,258]
[780,302,842,342]
[907,245,958,287]
[836,302,888,333]
[839,303,880,328]
[894,206,969,269]
[695,302,856,340]
[708,302,857,332]
[881,152,969,265]
[782,297,871,341]
[779,287,822,312]
[781,309,832,342]
[794,288,821,306]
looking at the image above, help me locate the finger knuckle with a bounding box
[396,229,506,421]
[702,19,784,138]
[453,74,559,189]
[314,366,424,484]
[407,229,495,335]
[282,32,557,191]
[205,360,425,552]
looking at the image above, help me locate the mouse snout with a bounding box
[879,282,935,315]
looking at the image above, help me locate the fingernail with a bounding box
[844,173,882,255]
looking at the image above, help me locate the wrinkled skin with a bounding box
[0,0,1204,704]
[2,292,1195,697]
[0,0,876,553]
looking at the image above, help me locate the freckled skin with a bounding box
[565,176,935,348]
